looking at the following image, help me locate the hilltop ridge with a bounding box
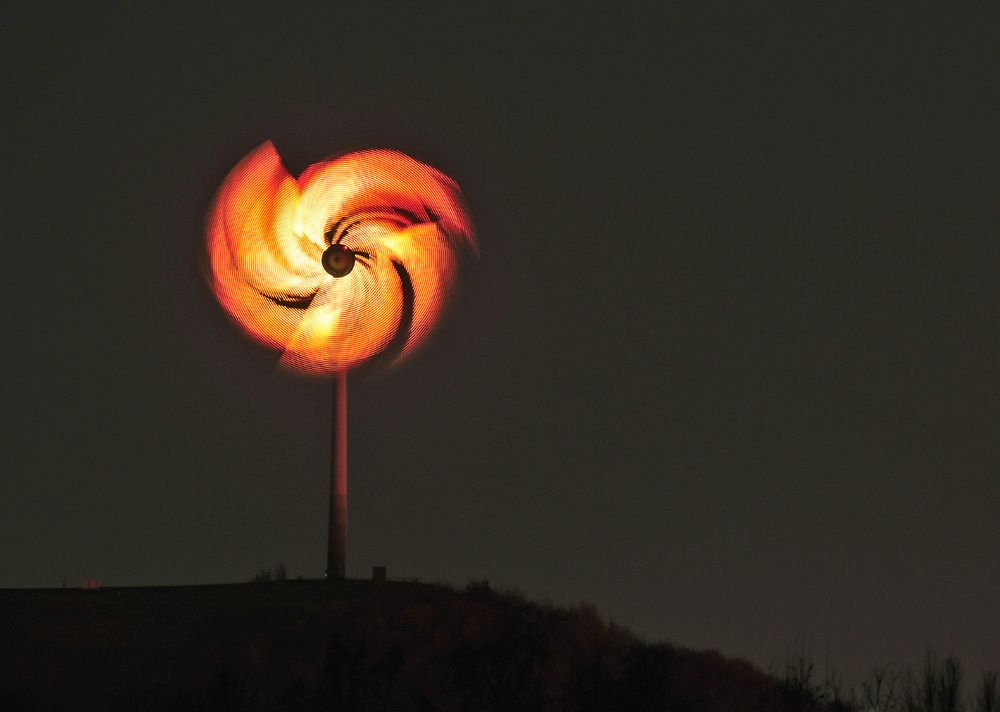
[0,578,822,711]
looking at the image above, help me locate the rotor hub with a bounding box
[322,244,356,277]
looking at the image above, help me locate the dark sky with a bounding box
[5,4,998,681]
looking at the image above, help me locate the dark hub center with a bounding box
[322,244,356,277]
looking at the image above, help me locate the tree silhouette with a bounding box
[973,671,999,712]
[903,653,964,712]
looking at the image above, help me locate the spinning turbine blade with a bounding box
[205,141,475,375]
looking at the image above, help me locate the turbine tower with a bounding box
[328,369,346,578]
[204,142,476,578]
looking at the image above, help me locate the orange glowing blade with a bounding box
[205,142,475,376]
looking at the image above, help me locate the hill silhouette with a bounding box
[0,578,830,711]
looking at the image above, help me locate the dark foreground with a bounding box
[0,579,818,711]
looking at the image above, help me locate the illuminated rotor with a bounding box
[205,141,475,377]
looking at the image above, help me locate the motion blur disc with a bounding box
[204,141,476,377]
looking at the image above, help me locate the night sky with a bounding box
[5,4,998,681]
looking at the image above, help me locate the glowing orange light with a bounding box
[205,142,475,377]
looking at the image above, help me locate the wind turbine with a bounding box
[204,142,476,578]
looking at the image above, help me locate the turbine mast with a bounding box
[327,369,348,578]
